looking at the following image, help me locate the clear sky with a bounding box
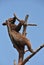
[0,0,44,65]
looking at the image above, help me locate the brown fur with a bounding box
[3,17,34,53]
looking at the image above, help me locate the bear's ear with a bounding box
[2,20,7,26]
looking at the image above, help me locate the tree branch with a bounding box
[14,60,16,65]
[24,49,29,53]
[24,23,37,26]
[22,15,29,36]
[21,44,44,65]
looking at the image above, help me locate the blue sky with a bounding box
[0,0,44,65]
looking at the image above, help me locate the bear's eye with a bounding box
[9,21,14,24]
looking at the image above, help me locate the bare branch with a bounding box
[21,44,44,65]
[24,49,29,53]
[22,14,29,36]
[14,60,16,65]
[24,23,37,26]
[14,13,21,22]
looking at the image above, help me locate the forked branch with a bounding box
[21,44,44,65]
